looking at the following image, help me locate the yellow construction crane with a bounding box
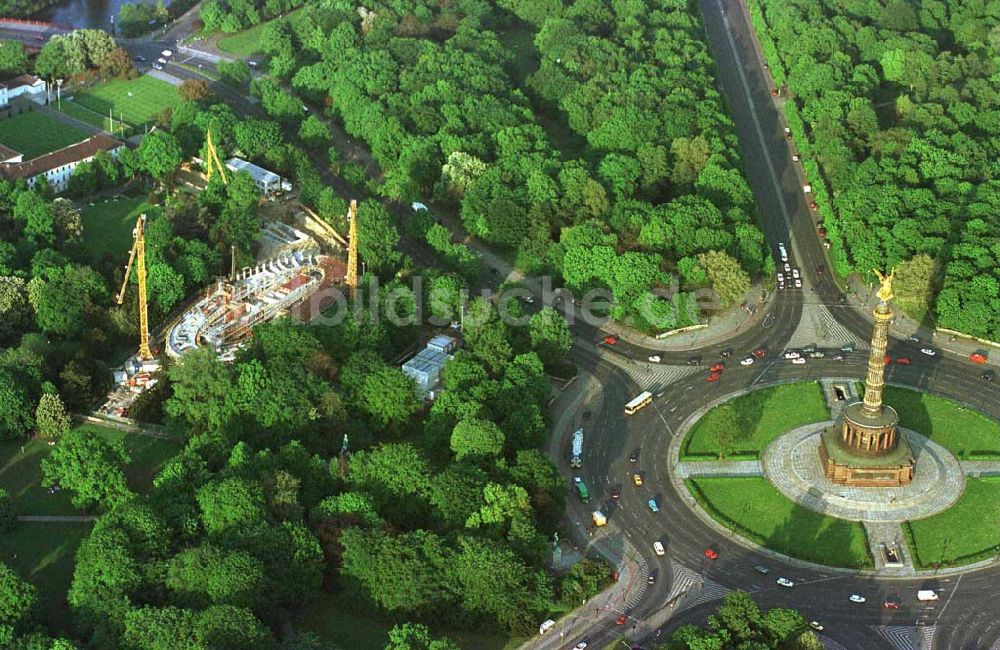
[116,214,153,361]
[345,199,359,296]
[205,129,228,185]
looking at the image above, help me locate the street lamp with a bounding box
[56,79,63,111]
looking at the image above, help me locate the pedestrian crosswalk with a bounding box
[613,361,700,394]
[788,303,867,350]
[873,625,932,650]
[663,564,731,610]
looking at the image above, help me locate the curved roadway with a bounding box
[536,0,1000,648]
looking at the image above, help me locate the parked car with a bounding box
[809,351,825,358]
[776,578,794,588]
[849,594,867,604]
[792,357,806,365]
[783,351,800,359]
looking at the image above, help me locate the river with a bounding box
[33,0,173,30]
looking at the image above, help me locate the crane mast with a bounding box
[117,213,153,361]
[205,129,228,185]
[346,199,359,296]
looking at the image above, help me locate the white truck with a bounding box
[570,429,584,468]
[917,590,939,601]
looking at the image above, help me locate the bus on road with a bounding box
[624,391,653,415]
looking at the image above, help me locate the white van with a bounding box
[778,243,788,262]
[539,619,556,635]
[917,590,939,601]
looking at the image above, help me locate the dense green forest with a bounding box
[227,0,769,330]
[750,0,1000,338]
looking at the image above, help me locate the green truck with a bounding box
[574,477,590,503]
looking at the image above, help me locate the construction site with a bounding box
[100,133,359,417]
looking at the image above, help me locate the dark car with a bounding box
[983,370,996,382]
[718,348,733,358]
[647,570,657,585]
[686,356,702,366]
[629,450,639,463]
[611,487,621,500]
[753,564,770,575]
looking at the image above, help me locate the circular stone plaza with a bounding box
[673,271,1000,573]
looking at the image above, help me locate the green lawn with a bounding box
[55,99,112,131]
[292,592,519,650]
[0,423,181,516]
[682,382,830,460]
[905,478,1000,568]
[217,8,305,56]
[883,386,1000,458]
[688,477,873,569]
[0,522,92,635]
[80,197,160,261]
[0,110,88,159]
[71,75,180,126]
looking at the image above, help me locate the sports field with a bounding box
[0,110,88,159]
[70,75,180,127]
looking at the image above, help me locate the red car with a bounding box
[603,336,618,345]
[752,348,767,358]
[707,372,722,382]
[884,355,891,365]
[704,548,719,560]
[710,363,725,372]
[896,357,911,365]
[971,352,987,364]
[883,595,901,610]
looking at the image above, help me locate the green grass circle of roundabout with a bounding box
[675,381,1000,571]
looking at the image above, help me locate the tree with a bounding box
[41,427,133,509]
[179,79,212,102]
[528,307,571,367]
[195,478,267,535]
[50,198,83,244]
[234,119,282,159]
[356,366,421,430]
[709,403,742,461]
[697,250,751,309]
[385,623,460,650]
[357,200,402,275]
[0,40,27,76]
[13,191,53,245]
[218,60,250,86]
[0,488,15,533]
[670,136,712,186]
[35,393,71,439]
[450,419,505,460]
[298,114,331,150]
[99,46,137,79]
[893,254,937,319]
[0,563,36,631]
[138,130,183,183]
[0,277,29,347]
[0,371,33,440]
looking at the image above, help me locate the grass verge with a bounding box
[687,477,873,569]
[905,478,1000,569]
[0,423,181,516]
[682,382,829,460]
[0,110,88,159]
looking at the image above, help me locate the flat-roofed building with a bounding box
[226,157,285,195]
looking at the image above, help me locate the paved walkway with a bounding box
[762,424,965,523]
[959,461,1000,477]
[787,301,867,350]
[676,460,763,478]
[864,520,914,574]
[17,515,96,522]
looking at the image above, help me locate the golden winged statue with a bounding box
[874,268,895,303]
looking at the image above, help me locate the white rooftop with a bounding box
[226,157,280,185]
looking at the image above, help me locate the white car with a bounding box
[539,620,555,635]
[792,268,800,279]
[809,351,825,358]
[649,355,661,363]
[156,57,167,65]
[810,621,824,631]
[161,49,173,57]
[920,348,937,356]
[152,63,164,70]
[783,351,800,359]
[849,594,866,603]
[792,357,806,365]
[794,278,802,288]
[740,357,754,366]
[783,263,791,273]
[776,577,794,588]
[574,642,588,650]
[653,541,665,556]
[524,295,535,304]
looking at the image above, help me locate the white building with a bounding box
[402,335,459,396]
[0,134,124,193]
[0,75,47,108]
[226,157,286,195]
